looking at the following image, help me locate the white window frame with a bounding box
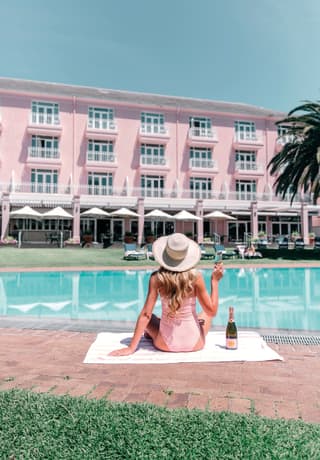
[190,177,212,199]
[31,101,60,125]
[189,147,213,168]
[88,172,113,195]
[235,121,257,141]
[141,175,164,197]
[140,144,165,165]
[88,107,115,130]
[29,136,59,159]
[87,140,114,162]
[235,150,257,170]
[141,112,166,135]
[189,116,213,137]
[31,169,58,193]
[236,179,257,200]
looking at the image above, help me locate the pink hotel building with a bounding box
[0,77,319,245]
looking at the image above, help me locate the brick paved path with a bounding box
[0,328,319,423]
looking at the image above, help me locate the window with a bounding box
[31,101,59,125]
[87,140,114,162]
[88,107,115,130]
[141,112,166,134]
[235,121,257,141]
[140,144,165,165]
[277,125,294,144]
[30,136,59,159]
[235,150,257,170]
[190,177,212,199]
[88,172,113,195]
[189,117,213,137]
[141,175,164,197]
[236,180,256,200]
[31,169,58,193]
[189,147,213,168]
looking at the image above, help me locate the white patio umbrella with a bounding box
[173,210,201,235]
[41,206,73,219]
[110,207,140,217]
[204,210,236,220]
[144,209,173,219]
[41,207,73,247]
[204,210,236,236]
[10,205,43,219]
[144,209,174,237]
[81,208,110,242]
[173,210,201,221]
[80,207,110,218]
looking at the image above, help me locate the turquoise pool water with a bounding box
[1,267,320,332]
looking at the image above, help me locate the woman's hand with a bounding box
[108,346,135,357]
[212,262,224,282]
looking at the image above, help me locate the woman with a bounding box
[109,233,224,356]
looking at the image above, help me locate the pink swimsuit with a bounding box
[159,295,201,352]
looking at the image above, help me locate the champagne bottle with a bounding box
[226,306,238,350]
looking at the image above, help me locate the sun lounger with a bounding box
[124,243,146,260]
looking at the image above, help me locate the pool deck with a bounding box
[1,262,320,425]
[1,324,319,424]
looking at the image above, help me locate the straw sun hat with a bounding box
[152,233,201,272]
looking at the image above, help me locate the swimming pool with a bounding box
[1,267,320,332]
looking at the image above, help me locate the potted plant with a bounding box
[82,229,93,247]
[145,232,155,244]
[291,231,301,242]
[309,232,315,246]
[124,231,135,243]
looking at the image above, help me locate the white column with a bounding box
[1,193,10,240]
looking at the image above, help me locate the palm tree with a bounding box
[268,101,320,204]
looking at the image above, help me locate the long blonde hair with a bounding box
[156,267,197,316]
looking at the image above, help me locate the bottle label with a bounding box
[226,338,238,350]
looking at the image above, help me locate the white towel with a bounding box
[83,330,283,364]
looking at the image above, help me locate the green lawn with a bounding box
[0,246,320,269]
[1,389,319,460]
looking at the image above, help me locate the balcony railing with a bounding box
[10,182,68,194]
[234,161,264,172]
[189,127,216,138]
[140,189,165,198]
[234,132,263,145]
[189,158,215,169]
[87,120,117,131]
[28,147,60,159]
[87,152,116,163]
[87,186,114,196]
[140,156,167,166]
[30,114,60,125]
[2,181,312,204]
[140,123,168,136]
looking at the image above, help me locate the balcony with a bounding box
[181,189,214,199]
[27,116,62,137]
[187,127,218,146]
[189,158,218,172]
[233,132,264,149]
[139,123,170,143]
[86,152,117,169]
[140,189,165,198]
[139,156,169,172]
[27,147,61,165]
[86,120,118,141]
[275,134,296,152]
[234,161,264,176]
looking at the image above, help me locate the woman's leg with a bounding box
[144,314,160,340]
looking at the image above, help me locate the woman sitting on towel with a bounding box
[109,233,224,356]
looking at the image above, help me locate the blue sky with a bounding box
[0,0,319,112]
